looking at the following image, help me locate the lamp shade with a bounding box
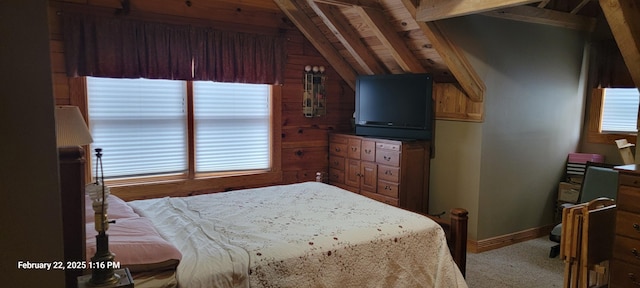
[55,106,93,147]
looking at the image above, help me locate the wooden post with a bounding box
[59,146,87,288]
[450,208,468,277]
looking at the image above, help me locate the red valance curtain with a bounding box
[62,13,285,84]
[189,28,285,83]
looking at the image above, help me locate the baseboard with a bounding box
[467,224,555,253]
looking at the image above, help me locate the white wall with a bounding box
[430,120,483,240]
[430,15,588,241]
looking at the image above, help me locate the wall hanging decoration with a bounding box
[303,65,327,117]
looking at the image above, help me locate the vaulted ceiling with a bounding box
[266,0,639,103]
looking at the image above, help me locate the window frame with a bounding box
[586,87,638,145]
[71,77,282,200]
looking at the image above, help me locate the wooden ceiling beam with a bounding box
[416,0,540,22]
[313,0,379,8]
[537,0,551,8]
[274,0,358,89]
[355,5,427,73]
[482,5,596,32]
[570,0,591,14]
[306,0,386,74]
[599,0,640,88]
[401,0,485,102]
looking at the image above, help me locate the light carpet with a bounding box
[465,236,564,287]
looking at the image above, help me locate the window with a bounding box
[587,88,639,145]
[601,88,639,133]
[87,77,272,181]
[193,81,270,173]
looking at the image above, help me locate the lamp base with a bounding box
[77,268,133,288]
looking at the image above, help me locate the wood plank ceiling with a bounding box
[271,0,640,103]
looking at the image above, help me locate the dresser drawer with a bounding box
[378,181,399,198]
[614,236,640,266]
[330,142,347,157]
[620,174,640,188]
[617,210,640,241]
[329,156,345,171]
[376,142,400,151]
[361,140,375,162]
[378,165,400,182]
[610,259,640,287]
[619,185,640,214]
[348,138,361,159]
[376,149,400,166]
[329,168,344,184]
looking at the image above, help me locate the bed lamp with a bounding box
[77,149,133,287]
[55,106,94,147]
[85,148,122,286]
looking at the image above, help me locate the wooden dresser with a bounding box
[328,133,430,213]
[612,164,640,287]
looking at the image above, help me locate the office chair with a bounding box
[549,165,618,258]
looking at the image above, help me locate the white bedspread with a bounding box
[127,182,467,288]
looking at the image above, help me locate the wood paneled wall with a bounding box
[48,0,354,198]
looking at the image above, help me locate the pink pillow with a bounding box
[85,194,139,223]
[86,217,182,272]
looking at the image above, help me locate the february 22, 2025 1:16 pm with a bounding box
[17,260,121,271]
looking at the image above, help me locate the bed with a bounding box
[84,181,468,287]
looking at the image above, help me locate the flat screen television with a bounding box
[355,73,434,140]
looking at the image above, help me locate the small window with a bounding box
[601,88,639,133]
[586,88,638,145]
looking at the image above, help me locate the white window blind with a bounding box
[87,77,188,178]
[193,81,270,173]
[602,88,639,133]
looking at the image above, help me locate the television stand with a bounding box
[328,133,431,214]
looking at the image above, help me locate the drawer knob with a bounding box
[384,186,391,190]
[384,156,391,161]
[628,273,640,286]
[385,170,392,175]
[364,149,372,154]
[335,148,341,152]
[634,223,640,231]
[633,248,640,259]
[351,147,357,152]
